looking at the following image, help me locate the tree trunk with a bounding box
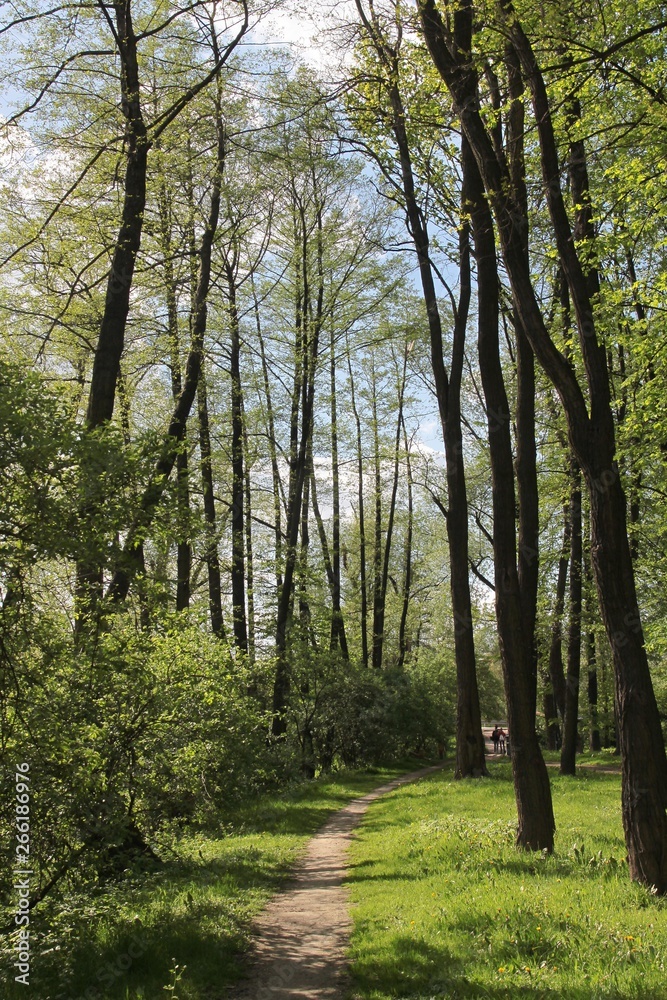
[463,132,554,847]
[197,366,225,638]
[329,326,348,657]
[226,267,248,654]
[272,198,324,734]
[252,276,284,592]
[347,342,369,668]
[157,175,191,611]
[371,361,384,669]
[546,500,570,744]
[397,413,413,670]
[561,467,582,775]
[372,347,408,671]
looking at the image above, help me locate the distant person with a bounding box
[498,728,506,754]
[491,727,500,753]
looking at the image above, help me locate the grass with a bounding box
[346,762,667,999]
[0,764,417,1000]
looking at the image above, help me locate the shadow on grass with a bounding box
[3,845,296,1000]
[350,931,665,999]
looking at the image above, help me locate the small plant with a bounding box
[163,959,186,998]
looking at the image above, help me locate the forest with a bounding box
[2,0,667,980]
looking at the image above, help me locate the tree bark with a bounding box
[546,499,570,742]
[463,133,554,848]
[272,198,324,734]
[561,467,582,775]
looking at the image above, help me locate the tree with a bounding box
[420,0,667,888]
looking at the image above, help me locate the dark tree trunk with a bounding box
[371,362,384,669]
[272,200,324,734]
[86,2,147,432]
[463,133,554,848]
[75,1,148,628]
[546,500,570,742]
[372,347,407,671]
[252,277,284,592]
[242,405,256,663]
[561,468,582,775]
[157,177,191,611]
[311,465,350,660]
[329,326,347,656]
[584,517,601,751]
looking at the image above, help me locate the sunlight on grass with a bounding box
[0,767,408,1000]
[346,765,667,999]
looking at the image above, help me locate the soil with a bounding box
[227,764,444,1000]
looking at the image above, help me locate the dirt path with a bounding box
[227,764,444,1000]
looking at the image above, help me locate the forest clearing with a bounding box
[2,0,667,996]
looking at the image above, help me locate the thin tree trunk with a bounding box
[561,466,583,774]
[226,266,248,654]
[329,326,347,656]
[251,277,283,591]
[272,197,324,734]
[242,407,256,664]
[584,514,601,752]
[311,464,350,659]
[157,175,191,611]
[370,361,383,669]
[398,413,413,670]
[546,499,570,742]
[347,342,369,668]
[372,347,408,670]
[197,365,225,638]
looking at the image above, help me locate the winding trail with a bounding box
[228,764,444,1000]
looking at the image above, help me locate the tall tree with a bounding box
[420,0,667,888]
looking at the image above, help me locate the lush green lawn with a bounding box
[0,766,411,1000]
[346,761,667,999]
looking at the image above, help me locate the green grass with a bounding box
[346,764,667,1000]
[0,765,417,1000]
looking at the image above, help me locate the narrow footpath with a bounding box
[228,764,444,1000]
